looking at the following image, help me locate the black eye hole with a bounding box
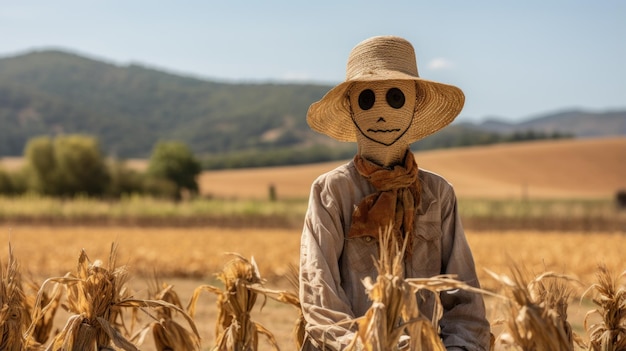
[358,89,375,110]
[386,88,405,109]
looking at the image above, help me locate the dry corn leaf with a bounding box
[487,265,583,351]
[582,265,626,351]
[130,277,201,351]
[29,243,199,351]
[0,244,40,350]
[188,253,280,351]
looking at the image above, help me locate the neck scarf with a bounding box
[348,149,421,258]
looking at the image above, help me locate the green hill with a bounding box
[0,49,623,168]
[0,49,335,158]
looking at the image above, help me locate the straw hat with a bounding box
[307,35,465,143]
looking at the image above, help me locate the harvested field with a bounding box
[197,137,626,200]
[0,225,623,350]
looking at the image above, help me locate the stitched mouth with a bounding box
[367,128,401,133]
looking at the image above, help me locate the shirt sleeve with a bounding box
[438,186,492,351]
[299,180,359,350]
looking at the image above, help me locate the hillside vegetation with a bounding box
[0,50,334,158]
[1,49,623,166]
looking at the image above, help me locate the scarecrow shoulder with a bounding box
[311,161,358,186]
[309,161,363,196]
[308,161,365,211]
[419,168,457,199]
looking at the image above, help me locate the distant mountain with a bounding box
[0,49,624,163]
[464,110,626,137]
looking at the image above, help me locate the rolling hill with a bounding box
[198,137,626,199]
[0,49,334,157]
[0,49,624,164]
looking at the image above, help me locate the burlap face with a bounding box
[348,80,416,147]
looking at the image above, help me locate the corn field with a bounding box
[0,235,624,351]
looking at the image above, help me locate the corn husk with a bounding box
[25,278,62,346]
[187,253,279,351]
[0,244,44,350]
[346,227,494,351]
[582,264,626,351]
[28,243,199,351]
[130,276,201,351]
[487,265,584,350]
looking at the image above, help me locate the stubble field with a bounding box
[198,137,626,200]
[0,226,624,350]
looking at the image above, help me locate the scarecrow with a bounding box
[299,36,491,350]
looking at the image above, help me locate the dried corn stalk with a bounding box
[131,276,200,351]
[28,243,199,351]
[346,227,492,351]
[405,274,499,351]
[0,244,43,350]
[24,279,62,346]
[487,265,583,350]
[187,253,279,351]
[582,264,626,351]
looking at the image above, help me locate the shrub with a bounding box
[147,141,201,200]
[0,168,14,195]
[105,160,145,198]
[23,135,110,197]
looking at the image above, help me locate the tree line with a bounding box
[203,128,573,170]
[411,125,573,152]
[0,134,201,200]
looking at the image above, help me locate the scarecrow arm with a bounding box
[299,180,359,350]
[438,186,492,351]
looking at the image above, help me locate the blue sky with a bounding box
[1,0,624,122]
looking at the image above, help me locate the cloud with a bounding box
[279,71,314,82]
[427,58,454,70]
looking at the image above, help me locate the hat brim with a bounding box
[307,72,465,143]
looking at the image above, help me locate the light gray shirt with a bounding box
[299,160,491,351]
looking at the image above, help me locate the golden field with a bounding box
[2,226,624,291]
[0,226,623,350]
[197,137,626,200]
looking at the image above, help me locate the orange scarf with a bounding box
[348,150,421,257]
